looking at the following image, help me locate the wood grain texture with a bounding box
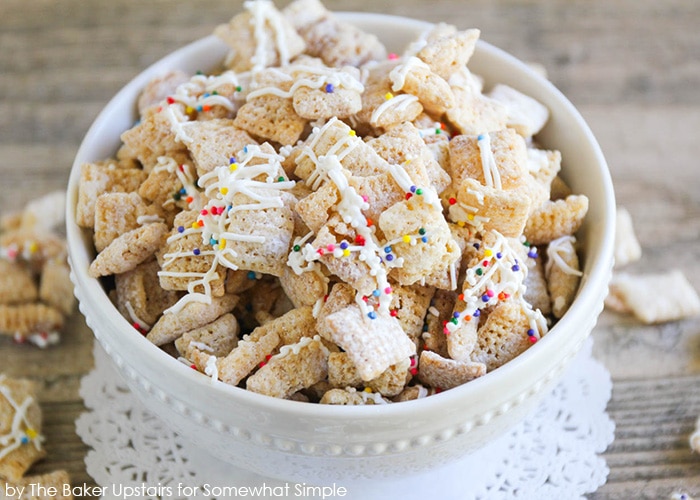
[1,0,699,498]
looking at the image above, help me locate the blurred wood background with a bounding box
[1,0,699,498]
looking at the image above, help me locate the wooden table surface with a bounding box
[2,0,699,498]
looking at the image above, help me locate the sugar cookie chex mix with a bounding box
[76,0,592,403]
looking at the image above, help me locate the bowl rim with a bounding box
[66,11,616,421]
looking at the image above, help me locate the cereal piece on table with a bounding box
[416,29,480,80]
[75,162,147,228]
[614,206,642,267]
[175,313,239,360]
[317,304,416,382]
[184,119,258,176]
[390,284,435,342]
[15,190,66,234]
[215,0,305,73]
[448,128,528,191]
[1,470,73,500]
[146,293,238,346]
[0,304,63,338]
[328,352,410,397]
[487,84,549,139]
[523,194,589,246]
[470,300,534,372]
[378,200,461,287]
[115,259,181,329]
[279,266,327,308]
[157,210,225,297]
[691,415,700,454]
[446,68,508,136]
[88,223,168,278]
[417,350,485,391]
[0,260,37,305]
[319,388,389,405]
[0,375,46,482]
[523,254,551,316]
[246,335,329,399]
[120,106,187,170]
[286,0,386,68]
[137,70,190,115]
[1,212,22,233]
[0,231,66,276]
[39,258,75,316]
[545,235,583,318]
[606,270,700,324]
[453,178,532,238]
[217,322,281,386]
[389,56,455,116]
[93,192,158,252]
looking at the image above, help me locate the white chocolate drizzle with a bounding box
[290,120,396,315]
[246,0,292,72]
[477,132,502,189]
[370,93,419,127]
[124,301,151,332]
[154,156,202,210]
[170,71,241,113]
[269,334,329,362]
[389,56,430,92]
[204,355,219,384]
[188,341,214,354]
[136,214,163,225]
[246,64,364,100]
[444,231,547,341]
[161,145,294,315]
[545,235,583,277]
[288,119,445,318]
[165,105,195,145]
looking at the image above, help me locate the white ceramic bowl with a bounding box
[66,12,615,484]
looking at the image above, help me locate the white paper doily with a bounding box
[76,337,614,500]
